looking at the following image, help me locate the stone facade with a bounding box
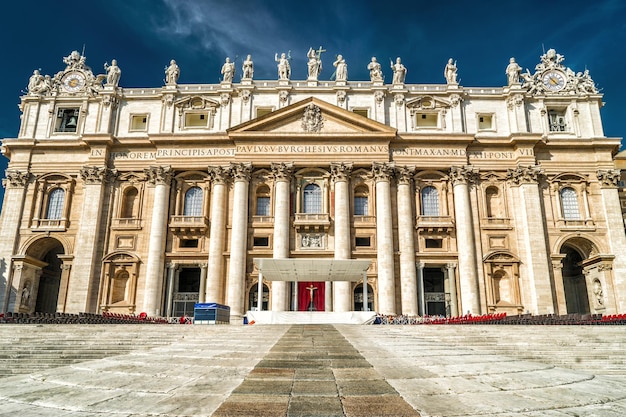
[1,49,625,319]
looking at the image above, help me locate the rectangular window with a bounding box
[425,239,443,249]
[354,196,368,216]
[355,237,371,247]
[256,107,273,118]
[185,112,209,128]
[180,239,199,248]
[352,108,369,118]
[256,197,271,216]
[478,114,494,130]
[254,236,270,247]
[130,114,148,131]
[54,108,79,133]
[548,110,567,132]
[416,113,438,128]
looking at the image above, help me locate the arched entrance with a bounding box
[561,245,589,314]
[16,237,67,314]
[353,283,374,311]
[248,283,269,311]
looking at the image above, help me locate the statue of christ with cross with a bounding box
[305,283,318,311]
[307,46,325,81]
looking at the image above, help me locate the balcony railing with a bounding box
[169,215,209,233]
[293,213,331,231]
[111,217,142,230]
[31,218,68,231]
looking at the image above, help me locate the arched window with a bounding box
[256,185,271,216]
[354,185,369,216]
[121,187,138,218]
[46,188,65,219]
[485,186,501,218]
[303,183,322,214]
[560,187,580,220]
[421,186,439,216]
[184,186,203,216]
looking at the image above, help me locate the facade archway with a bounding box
[353,283,374,311]
[248,283,269,311]
[560,245,589,314]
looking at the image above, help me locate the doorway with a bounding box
[424,267,446,316]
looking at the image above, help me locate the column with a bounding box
[417,262,425,316]
[331,162,352,312]
[372,162,396,315]
[362,272,369,311]
[0,169,30,312]
[67,166,116,313]
[165,263,177,317]
[257,271,264,311]
[550,255,567,315]
[450,166,481,314]
[206,166,229,303]
[396,166,418,316]
[507,165,553,314]
[271,162,292,311]
[198,263,208,303]
[142,165,172,316]
[227,163,251,321]
[597,170,626,312]
[446,263,459,317]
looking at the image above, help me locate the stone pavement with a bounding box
[0,324,625,416]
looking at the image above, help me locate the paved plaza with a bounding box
[0,324,625,416]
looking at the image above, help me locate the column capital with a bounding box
[416,262,425,270]
[445,262,457,270]
[144,165,173,186]
[596,169,621,188]
[506,164,543,186]
[3,168,30,188]
[449,165,478,186]
[330,162,353,182]
[270,162,293,181]
[395,165,415,185]
[371,162,395,182]
[230,162,252,182]
[81,165,117,185]
[207,165,230,184]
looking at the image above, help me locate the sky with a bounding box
[0,0,625,204]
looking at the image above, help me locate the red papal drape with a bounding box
[297,282,325,311]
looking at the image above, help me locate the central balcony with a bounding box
[293,213,331,232]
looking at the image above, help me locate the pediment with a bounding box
[228,97,396,138]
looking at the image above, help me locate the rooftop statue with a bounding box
[505,57,522,86]
[275,52,291,80]
[390,57,406,84]
[307,47,324,80]
[333,54,347,82]
[242,55,254,79]
[27,70,50,95]
[104,59,121,87]
[165,59,180,85]
[221,57,235,83]
[367,57,383,82]
[63,50,88,70]
[444,58,458,84]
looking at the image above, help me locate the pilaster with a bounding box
[396,166,418,316]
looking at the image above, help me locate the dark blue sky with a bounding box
[1,0,625,202]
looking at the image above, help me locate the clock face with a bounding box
[62,72,86,92]
[542,70,566,92]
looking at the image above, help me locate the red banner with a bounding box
[298,282,325,311]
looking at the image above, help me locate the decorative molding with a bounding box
[144,165,173,186]
[330,162,353,183]
[207,166,230,184]
[506,164,543,185]
[230,162,252,182]
[371,162,395,182]
[3,169,30,188]
[596,169,620,188]
[395,166,414,184]
[449,165,478,185]
[271,162,294,181]
[301,103,324,133]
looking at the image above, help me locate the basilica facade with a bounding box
[1,49,625,322]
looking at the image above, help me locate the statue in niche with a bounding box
[593,279,604,306]
[307,47,323,80]
[104,59,121,87]
[390,57,406,84]
[505,57,522,85]
[242,54,254,79]
[368,57,383,82]
[20,282,31,307]
[221,57,235,83]
[275,52,291,80]
[165,59,180,85]
[333,55,347,81]
[444,58,458,84]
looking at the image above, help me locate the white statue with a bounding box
[165,59,180,85]
[242,54,254,79]
[333,55,347,82]
[307,47,322,80]
[367,57,383,82]
[221,57,235,83]
[104,59,121,87]
[27,70,44,94]
[390,57,406,84]
[505,57,522,86]
[275,52,291,80]
[444,58,458,84]
[20,283,30,306]
[63,50,86,70]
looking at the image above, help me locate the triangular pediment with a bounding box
[228,97,396,138]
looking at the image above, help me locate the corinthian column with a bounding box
[372,162,396,315]
[271,162,292,311]
[507,165,552,314]
[226,163,251,320]
[596,169,626,312]
[331,162,353,312]
[206,166,229,303]
[0,169,30,312]
[142,165,172,316]
[396,166,418,316]
[68,166,117,313]
[450,165,481,314]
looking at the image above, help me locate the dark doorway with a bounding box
[353,283,374,311]
[424,267,446,316]
[249,284,269,311]
[173,267,200,317]
[561,246,590,314]
[34,243,64,313]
